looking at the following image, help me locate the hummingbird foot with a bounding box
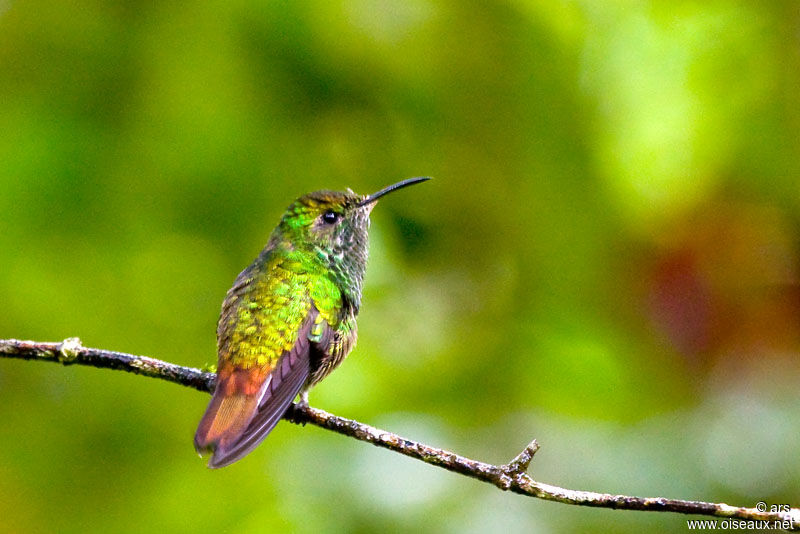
[296,390,309,409]
[291,391,310,426]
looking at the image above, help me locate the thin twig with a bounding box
[1,338,798,529]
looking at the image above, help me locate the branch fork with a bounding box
[491,439,540,490]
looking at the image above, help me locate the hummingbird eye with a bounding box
[321,210,340,225]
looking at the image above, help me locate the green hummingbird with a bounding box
[194,177,430,468]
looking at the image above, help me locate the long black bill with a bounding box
[357,176,431,207]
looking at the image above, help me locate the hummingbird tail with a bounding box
[193,366,268,461]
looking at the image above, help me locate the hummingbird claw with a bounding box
[292,391,310,425]
[297,390,309,409]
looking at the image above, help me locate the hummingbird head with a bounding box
[277,177,430,308]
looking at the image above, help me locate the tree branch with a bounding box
[2,338,798,529]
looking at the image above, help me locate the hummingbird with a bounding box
[194,177,430,468]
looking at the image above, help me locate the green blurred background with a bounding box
[1,1,798,532]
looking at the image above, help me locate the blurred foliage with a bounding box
[1,1,799,532]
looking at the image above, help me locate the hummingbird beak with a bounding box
[356,176,431,208]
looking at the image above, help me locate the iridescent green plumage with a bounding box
[194,177,429,468]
